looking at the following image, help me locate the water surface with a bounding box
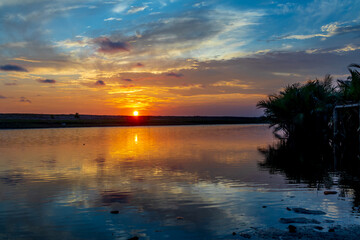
[0,125,359,239]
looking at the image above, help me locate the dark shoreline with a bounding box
[0,114,267,129]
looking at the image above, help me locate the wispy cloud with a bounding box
[127,5,147,14]
[166,72,184,78]
[331,44,360,53]
[112,1,131,13]
[4,82,17,86]
[38,79,56,83]
[19,97,31,103]
[104,17,122,21]
[0,95,7,99]
[282,22,360,40]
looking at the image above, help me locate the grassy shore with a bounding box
[0,114,267,129]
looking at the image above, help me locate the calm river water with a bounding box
[0,124,359,239]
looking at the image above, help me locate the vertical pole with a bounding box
[333,107,338,169]
[358,102,360,158]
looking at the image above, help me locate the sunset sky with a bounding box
[1,0,360,116]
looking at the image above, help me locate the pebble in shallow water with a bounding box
[292,208,326,215]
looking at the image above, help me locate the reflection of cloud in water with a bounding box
[1,125,360,238]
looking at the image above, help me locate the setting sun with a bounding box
[133,111,139,116]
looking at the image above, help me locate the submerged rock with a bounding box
[288,225,296,233]
[127,237,139,240]
[232,232,236,236]
[324,191,337,195]
[110,210,119,214]
[292,208,326,215]
[286,207,292,211]
[239,233,251,238]
[314,226,324,230]
[279,217,320,224]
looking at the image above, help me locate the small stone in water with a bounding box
[176,216,184,220]
[110,210,119,214]
[329,228,335,232]
[239,233,251,238]
[286,207,291,211]
[324,191,337,195]
[288,225,296,233]
[292,208,326,215]
[127,237,139,240]
[314,226,324,230]
[232,232,236,236]
[262,206,267,208]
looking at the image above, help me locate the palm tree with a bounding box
[257,75,336,145]
[337,64,360,103]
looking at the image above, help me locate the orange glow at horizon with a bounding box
[133,111,139,116]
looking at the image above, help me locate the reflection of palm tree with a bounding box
[258,141,333,188]
[258,141,360,211]
[335,64,360,158]
[257,75,336,145]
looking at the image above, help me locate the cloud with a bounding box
[95,80,106,86]
[0,95,7,99]
[38,79,56,83]
[166,72,184,78]
[0,64,28,72]
[212,79,254,89]
[281,22,360,40]
[93,37,130,53]
[123,78,133,82]
[331,44,360,53]
[134,62,144,67]
[193,2,207,8]
[0,0,45,7]
[19,97,31,103]
[104,17,122,21]
[4,82,17,86]
[112,2,130,13]
[127,5,147,14]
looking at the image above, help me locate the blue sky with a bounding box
[1,0,360,116]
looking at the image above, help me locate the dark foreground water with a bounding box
[0,125,359,239]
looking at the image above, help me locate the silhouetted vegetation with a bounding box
[257,64,360,148]
[257,75,336,146]
[338,64,360,103]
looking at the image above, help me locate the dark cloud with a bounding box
[334,24,360,35]
[95,80,106,86]
[123,78,133,82]
[93,37,130,53]
[166,72,184,78]
[37,79,56,83]
[0,95,7,99]
[0,64,28,72]
[4,82,17,86]
[19,97,31,103]
[134,62,144,67]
